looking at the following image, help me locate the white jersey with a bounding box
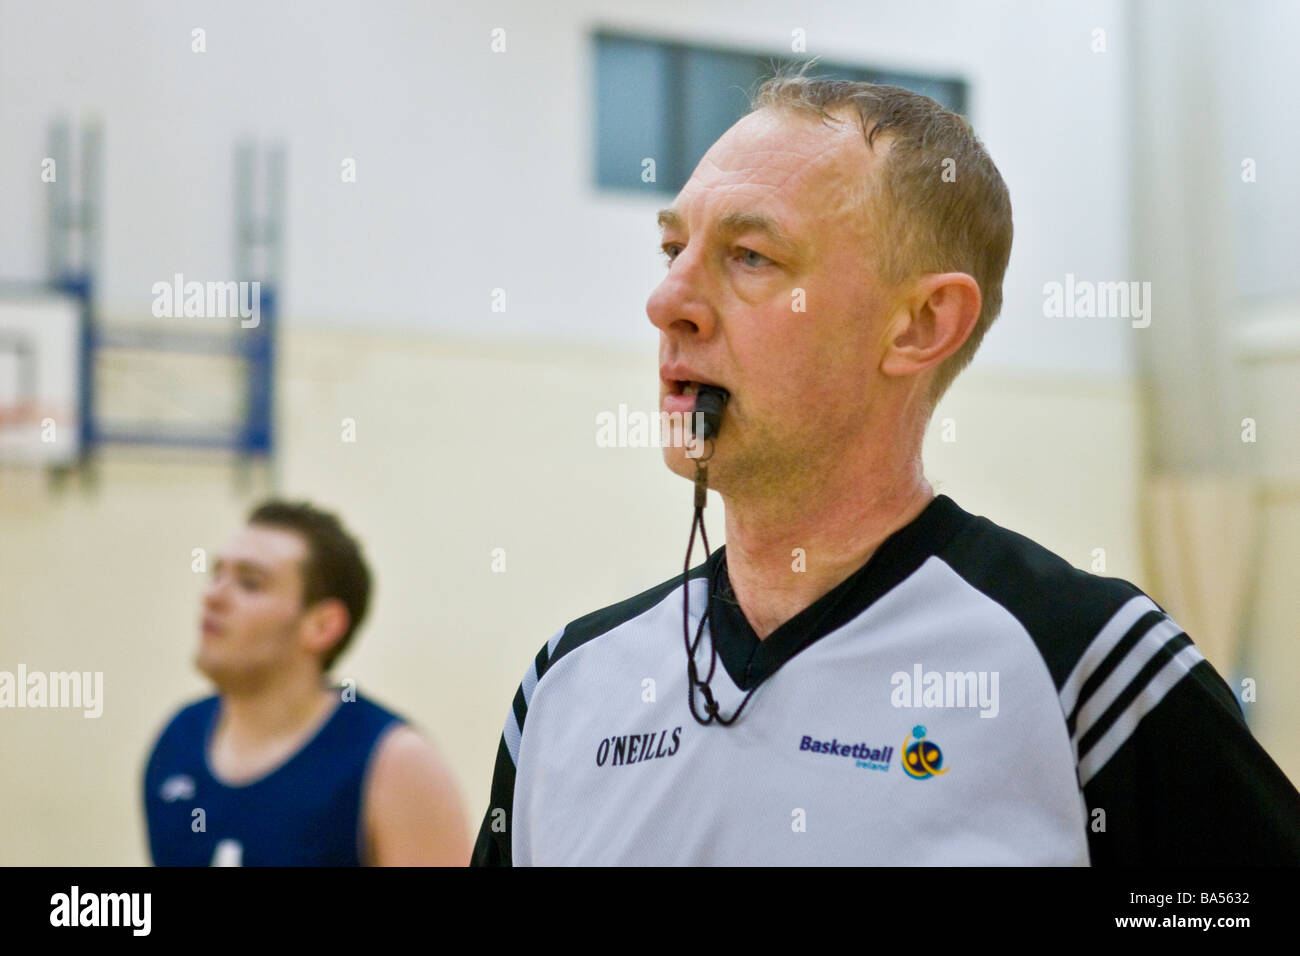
[472,494,1300,865]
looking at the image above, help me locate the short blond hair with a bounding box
[751,62,1014,405]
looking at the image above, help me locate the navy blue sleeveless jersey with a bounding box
[143,692,403,866]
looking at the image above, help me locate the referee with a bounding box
[472,71,1300,866]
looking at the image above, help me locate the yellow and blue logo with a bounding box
[902,725,948,779]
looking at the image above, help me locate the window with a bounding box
[594,32,968,194]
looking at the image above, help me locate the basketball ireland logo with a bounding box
[901,725,948,779]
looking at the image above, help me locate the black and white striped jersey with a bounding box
[471,493,1300,866]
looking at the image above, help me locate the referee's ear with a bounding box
[299,597,350,665]
[879,272,981,381]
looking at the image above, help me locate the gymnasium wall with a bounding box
[0,0,1136,378]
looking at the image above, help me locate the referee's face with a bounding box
[648,106,895,494]
[195,525,314,690]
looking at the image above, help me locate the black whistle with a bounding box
[691,385,730,443]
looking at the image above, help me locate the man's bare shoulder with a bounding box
[364,723,470,865]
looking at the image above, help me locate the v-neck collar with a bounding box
[702,494,971,691]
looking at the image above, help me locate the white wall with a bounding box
[0,0,1133,378]
[1224,0,1300,302]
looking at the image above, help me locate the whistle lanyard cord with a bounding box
[682,473,761,727]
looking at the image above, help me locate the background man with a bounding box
[472,68,1300,865]
[144,500,470,865]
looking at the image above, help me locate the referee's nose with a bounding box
[646,249,718,343]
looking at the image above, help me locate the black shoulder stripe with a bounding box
[1077,631,1193,759]
[543,553,717,679]
[500,553,717,768]
[938,511,1155,690]
[1065,609,1165,737]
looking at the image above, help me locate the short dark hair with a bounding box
[751,61,1014,407]
[246,499,371,672]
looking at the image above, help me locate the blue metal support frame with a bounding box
[34,120,282,471]
[42,270,277,458]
